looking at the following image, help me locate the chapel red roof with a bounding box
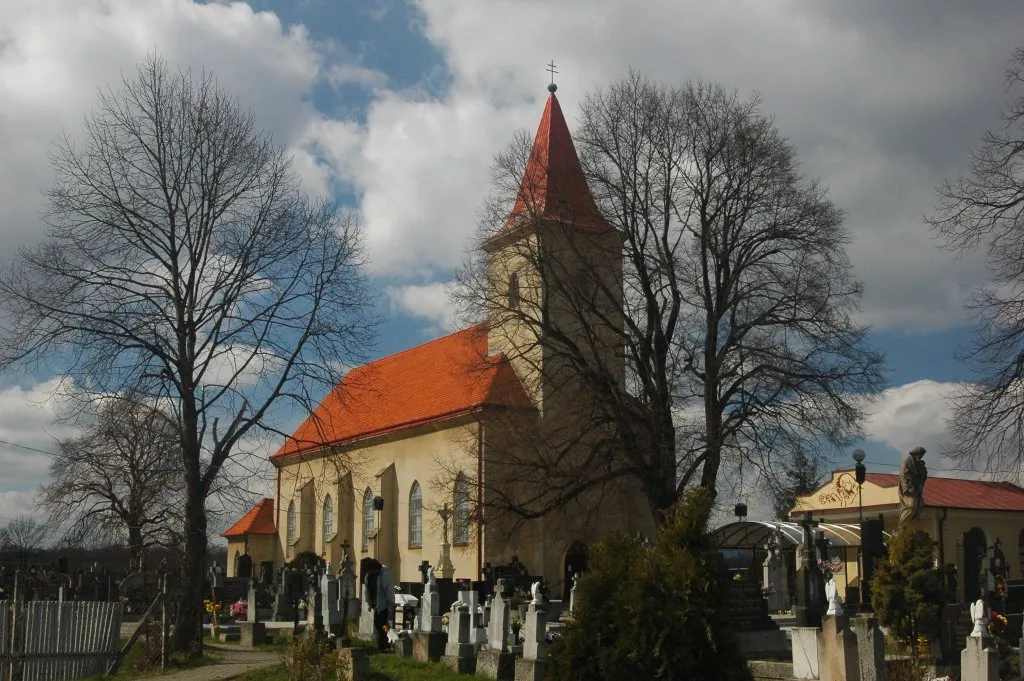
[222,498,276,538]
[865,472,1024,511]
[271,324,531,460]
[503,91,612,234]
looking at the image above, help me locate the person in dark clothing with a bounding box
[362,559,388,650]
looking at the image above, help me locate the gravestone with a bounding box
[358,582,376,638]
[321,571,341,636]
[852,615,884,681]
[477,580,513,680]
[819,615,858,681]
[961,636,998,681]
[791,627,820,680]
[442,604,476,674]
[412,570,446,663]
[458,589,487,649]
[240,578,266,647]
[515,595,547,681]
[338,558,360,637]
[940,604,972,663]
[763,535,787,612]
[725,578,776,630]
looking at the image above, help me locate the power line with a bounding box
[862,458,1023,476]
[0,438,54,454]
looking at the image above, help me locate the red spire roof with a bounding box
[222,498,276,538]
[271,324,532,461]
[506,92,611,233]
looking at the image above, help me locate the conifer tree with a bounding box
[871,523,945,657]
[549,489,751,681]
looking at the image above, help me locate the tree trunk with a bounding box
[172,491,207,654]
[128,523,144,573]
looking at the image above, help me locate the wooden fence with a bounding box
[2,600,122,681]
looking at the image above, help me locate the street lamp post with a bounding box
[852,449,866,611]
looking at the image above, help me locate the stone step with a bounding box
[747,660,794,680]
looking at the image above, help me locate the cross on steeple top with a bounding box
[546,60,558,93]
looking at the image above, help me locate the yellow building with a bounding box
[791,469,1024,604]
[223,87,656,597]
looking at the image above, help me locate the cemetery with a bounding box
[205,448,1024,681]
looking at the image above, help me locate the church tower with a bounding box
[482,84,624,417]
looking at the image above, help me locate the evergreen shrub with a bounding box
[548,489,752,681]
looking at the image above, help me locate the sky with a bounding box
[0,0,1021,526]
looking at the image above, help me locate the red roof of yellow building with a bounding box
[271,324,532,461]
[222,498,276,538]
[865,472,1024,512]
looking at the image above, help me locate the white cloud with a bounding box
[308,0,1019,330]
[385,282,460,332]
[0,378,78,520]
[862,379,957,459]
[0,491,42,525]
[0,0,352,258]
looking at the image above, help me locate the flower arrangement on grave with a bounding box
[509,612,523,643]
[761,582,776,596]
[230,599,248,620]
[816,558,833,578]
[203,599,222,615]
[995,577,1008,601]
[731,572,743,582]
[441,612,450,627]
[989,610,1008,637]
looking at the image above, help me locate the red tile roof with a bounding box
[504,91,612,234]
[222,498,276,538]
[865,472,1024,511]
[271,324,532,460]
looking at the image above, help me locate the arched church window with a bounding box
[507,273,521,310]
[362,488,374,552]
[287,500,296,544]
[454,475,470,545]
[323,495,334,547]
[409,482,423,548]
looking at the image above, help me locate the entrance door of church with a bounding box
[963,527,987,603]
[563,542,587,601]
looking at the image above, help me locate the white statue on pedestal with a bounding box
[530,581,544,606]
[970,598,988,637]
[825,577,843,616]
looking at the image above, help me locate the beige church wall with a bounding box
[225,534,278,578]
[274,418,483,583]
[225,538,246,578]
[486,234,544,409]
[479,413,656,599]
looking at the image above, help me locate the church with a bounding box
[222,85,657,597]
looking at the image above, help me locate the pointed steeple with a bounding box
[506,90,611,234]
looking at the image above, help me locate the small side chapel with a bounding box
[223,85,656,595]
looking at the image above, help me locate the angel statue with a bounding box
[970,598,987,637]
[530,581,544,606]
[824,577,844,616]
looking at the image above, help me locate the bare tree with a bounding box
[926,46,1024,475]
[454,73,882,526]
[38,392,183,572]
[0,56,375,652]
[0,516,50,568]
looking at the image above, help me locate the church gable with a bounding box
[272,324,532,460]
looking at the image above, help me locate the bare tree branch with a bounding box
[0,56,376,653]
